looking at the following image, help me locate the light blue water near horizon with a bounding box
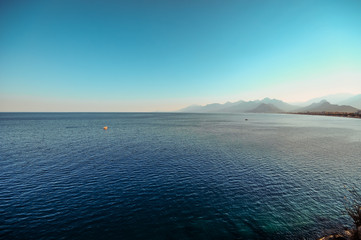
[0,113,360,239]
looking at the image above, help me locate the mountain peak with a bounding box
[295,100,358,113]
[179,98,300,113]
[247,103,283,113]
[178,95,360,114]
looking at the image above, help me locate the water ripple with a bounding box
[1,113,360,239]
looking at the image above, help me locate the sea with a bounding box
[1,113,360,240]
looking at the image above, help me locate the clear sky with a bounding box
[1,0,361,112]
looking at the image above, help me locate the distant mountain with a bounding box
[247,103,283,113]
[259,97,299,111]
[294,100,359,113]
[178,101,243,113]
[178,104,203,112]
[338,94,361,109]
[296,93,355,106]
[219,100,261,113]
[179,98,299,113]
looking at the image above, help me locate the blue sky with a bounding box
[1,0,361,111]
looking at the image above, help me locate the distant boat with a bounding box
[103,126,108,130]
[245,119,248,121]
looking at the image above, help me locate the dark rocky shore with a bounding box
[319,188,361,240]
[318,227,361,240]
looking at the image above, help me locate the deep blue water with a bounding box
[1,113,360,240]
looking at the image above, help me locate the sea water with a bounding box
[1,113,360,239]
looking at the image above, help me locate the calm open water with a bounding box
[1,113,360,240]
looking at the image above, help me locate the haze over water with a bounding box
[1,113,360,239]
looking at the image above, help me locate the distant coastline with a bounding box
[179,96,361,116]
[289,111,361,119]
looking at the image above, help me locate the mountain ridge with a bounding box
[339,94,361,109]
[178,97,360,114]
[246,103,283,113]
[294,100,359,113]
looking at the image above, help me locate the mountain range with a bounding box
[179,95,361,114]
[294,93,356,107]
[339,94,361,109]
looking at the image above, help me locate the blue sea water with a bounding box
[0,113,360,240]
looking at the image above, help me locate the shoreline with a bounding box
[287,112,361,119]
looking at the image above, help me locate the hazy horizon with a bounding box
[0,92,360,112]
[1,0,361,112]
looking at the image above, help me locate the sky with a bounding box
[1,0,361,112]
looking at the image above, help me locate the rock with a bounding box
[318,230,355,240]
[318,234,347,240]
[343,229,353,239]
